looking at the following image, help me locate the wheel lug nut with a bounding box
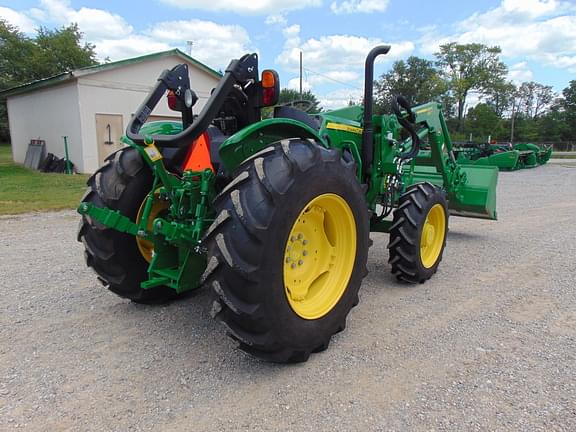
[290,236,295,242]
[298,260,303,266]
[291,263,296,269]
[303,240,308,245]
[298,233,303,240]
[286,257,291,263]
[303,250,308,256]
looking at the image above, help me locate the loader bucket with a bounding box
[450,165,498,220]
[408,164,498,220]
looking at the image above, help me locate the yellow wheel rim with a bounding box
[420,203,446,268]
[283,193,357,320]
[135,192,169,263]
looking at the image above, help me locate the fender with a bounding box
[219,118,327,173]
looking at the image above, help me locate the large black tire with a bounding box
[77,148,178,304]
[388,182,448,283]
[202,139,370,363]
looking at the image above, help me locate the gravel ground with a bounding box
[1,163,575,432]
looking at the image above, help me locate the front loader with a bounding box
[78,46,498,363]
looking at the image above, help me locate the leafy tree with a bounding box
[0,20,98,141]
[435,43,507,129]
[516,81,555,119]
[484,80,516,117]
[561,80,576,134]
[464,103,507,142]
[537,102,569,142]
[34,24,97,78]
[374,56,447,114]
[0,20,38,89]
[278,88,322,113]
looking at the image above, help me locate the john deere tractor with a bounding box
[78,46,498,363]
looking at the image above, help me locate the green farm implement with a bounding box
[78,46,498,362]
[455,142,552,171]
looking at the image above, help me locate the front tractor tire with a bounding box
[203,139,370,363]
[388,182,448,283]
[77,148,177,304]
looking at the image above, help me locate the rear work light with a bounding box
[260,69,279,107]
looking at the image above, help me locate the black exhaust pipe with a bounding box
[362,45,390,177]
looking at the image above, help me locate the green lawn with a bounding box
[0,144,89,215]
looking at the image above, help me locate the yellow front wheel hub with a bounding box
[283,193,357,320]
[135,192,169,263]
[420,203,446,268]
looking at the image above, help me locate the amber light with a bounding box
[262,70,276,88]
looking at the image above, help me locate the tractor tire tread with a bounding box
[77,147,178,304]
[205,139,368,363]
[388,182,448,284]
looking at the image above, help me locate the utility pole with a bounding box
[299,51,303,98]
[510,100,516,144]
[186,41,194,56]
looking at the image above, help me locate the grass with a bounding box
[0,144,89,216]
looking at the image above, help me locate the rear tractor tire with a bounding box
[203,139,370,363]
[77,148,178,304]
[388,182,448,283]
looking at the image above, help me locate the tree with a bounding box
[278,88,322,113]
[33,24,97,78]
[464,103,503,142]
[561,80,576,134]
[435,43,508,129]
[374,56,447,114]
[516,81,554,119]
[0,20,98,141]
[484,80,516,117]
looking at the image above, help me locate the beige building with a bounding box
[2,49,221,173]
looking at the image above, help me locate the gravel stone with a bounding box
[1,163,575,431]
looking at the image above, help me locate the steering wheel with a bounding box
[280,99,315,113]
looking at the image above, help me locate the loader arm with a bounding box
[403,102,498,220]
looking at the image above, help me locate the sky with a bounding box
[1,0,575,109]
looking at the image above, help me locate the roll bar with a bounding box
[126,53,259,148]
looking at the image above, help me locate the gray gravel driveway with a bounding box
[1,163,575,431]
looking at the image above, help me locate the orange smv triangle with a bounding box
[182,131,215,172]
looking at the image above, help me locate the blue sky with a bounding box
[1,0,575,109]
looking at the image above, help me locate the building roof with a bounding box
[0,49,222,98]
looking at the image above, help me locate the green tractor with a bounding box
[78,46,498,363]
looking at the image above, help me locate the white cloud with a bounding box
[420,0,576,72]
[282,24,301,49]
[318,88,363,110]
[287,78,313,91]
[147,20,253,69]
[265,14,288,26]
[285,71,359,91]
[508,62,534,84]
[158,0,322,15]
[330,0,389,14]
[32,0,132,39]
[0,7,37,33]
[1,0,253,68]
[277,31,414,72]
[95,36,170,61]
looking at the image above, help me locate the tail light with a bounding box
[260,69,279,107]
[167,90,178,111]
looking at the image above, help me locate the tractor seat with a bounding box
[274,106,321,131]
